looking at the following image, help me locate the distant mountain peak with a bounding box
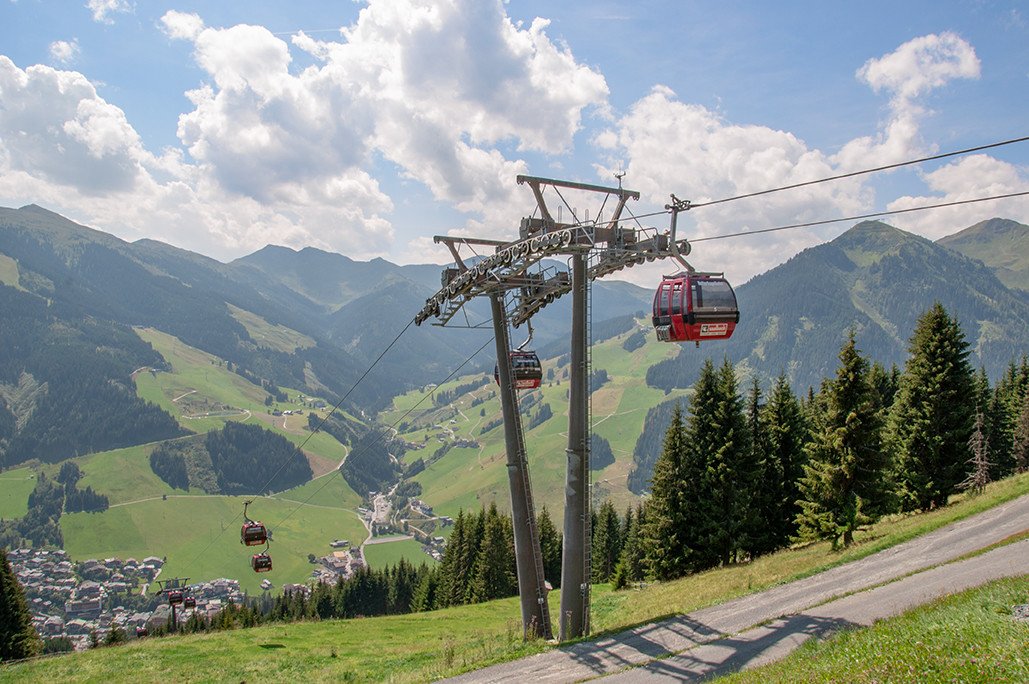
[938,217,1029,291]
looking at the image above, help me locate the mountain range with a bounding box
[1,205,1028,470]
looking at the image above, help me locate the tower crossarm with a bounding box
[415,224,689,328]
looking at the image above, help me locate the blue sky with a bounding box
[1,1,1026,284]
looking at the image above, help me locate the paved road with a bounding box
[443,494,1029,683]
[608,540,1028,682]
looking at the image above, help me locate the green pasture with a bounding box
[227,303,315,353]
[72,443,184,505]
[0,466,35,519]
[61,494,367,593]
[273,471,363,514]
[0,253,22,290]
[1,592,554,684]
[363,537,436,570]
[132,327,354,467]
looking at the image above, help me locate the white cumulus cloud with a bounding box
[836,33,981,170]
[86,0,132,25]
[886,155,1029,239]
[159,10,204,41]
[48,39,80,64]
[594,33,991,285]
[158,0,608,249]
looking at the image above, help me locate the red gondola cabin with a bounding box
[184,596,196,609]
[652,274,739,343]
[494,351,543,390]
[251,552,273,573]
[167,590,184,606]
[241,521,268,546]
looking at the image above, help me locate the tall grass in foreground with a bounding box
[2,473,1026,683]
[720,576,1029,683]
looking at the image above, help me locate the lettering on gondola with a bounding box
[700,323,729,336]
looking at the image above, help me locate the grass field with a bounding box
[71,443,184,505]
[0,466,35,519]
[721,576,1029,684]
[363,537,437,569]
[132,328,353,470]
[11,474,1026,683]
[25,326,373,594]
[0,253,22,290]
[61,493,368,593]
[227,303,316,353]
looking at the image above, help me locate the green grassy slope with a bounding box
[227,303,316,353]
[49,327,369,590]
[721,576,1029,684]
[73,443,184,505]
[61,494,367,593]
[132,326,354,475]
[11,474,1026,684]
[386,318,684,518]
[363,537,437,569]
[0,253,23,290]
[0,466,35,519]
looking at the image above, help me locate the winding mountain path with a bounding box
[443,495,1029,683]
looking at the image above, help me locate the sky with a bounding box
[1,0,1027,287]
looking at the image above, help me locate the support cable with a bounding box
[689,136,1029,209]
[521,136,1029,229]
[689,191,1029,244]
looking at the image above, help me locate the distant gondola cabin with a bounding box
[241,521,268,546]
[652,274,739,343]
[494,351,543,390]
[251,553,273,573]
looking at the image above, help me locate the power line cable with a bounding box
[688,136,1029,208]
[562,135,1029,227]
[689,190,1029,243]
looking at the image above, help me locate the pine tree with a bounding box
[612,504,646,589]
[642,400,695,580]
[411,566,439,613]
[698,360,755,566]
[752,374,808,554]
[869,361,900,412]
[888,303,975,511]
[796,330,888,549]
[1012,392,1029,474]
[468,504,516,602]
[537,506,561,589]
[0,548,41,661]
[388,558,417,614]
[435,510,469,608]
[591,500,622,583]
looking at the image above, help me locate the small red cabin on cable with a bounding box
[184,596,196,609]
[241,520,268,546]
[652,274,739,343]
[167,589,184,606]
[251,552,273,573]
[494,351,543,390]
